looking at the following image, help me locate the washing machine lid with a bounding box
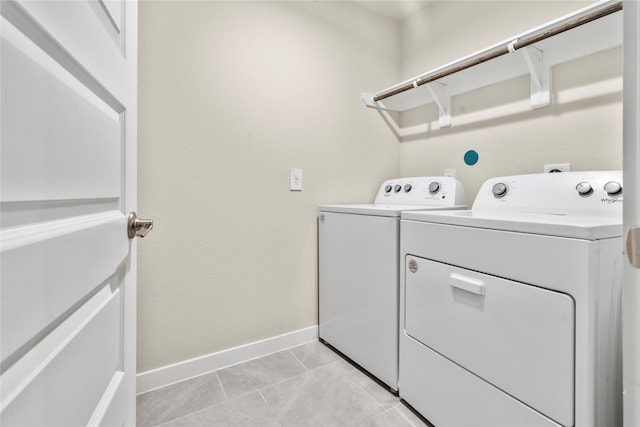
[320,204,467,217]
[401,209,622,240]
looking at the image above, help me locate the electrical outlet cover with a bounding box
[290,168,302,191]
[544,163,571,173]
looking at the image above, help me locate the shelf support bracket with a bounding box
[425,82,451,128]
[361,92,378,108]
[514,44,551,109]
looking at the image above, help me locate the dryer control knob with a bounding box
[394,184,402,193]
[385,185,393,193]
[604,181,622,196]
[576,182,593,196]
[404,184,412,192]
[492,183,508,198]
[428,182,440,194]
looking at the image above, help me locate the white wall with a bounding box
[398,1,623,201]
[137,1,400,373]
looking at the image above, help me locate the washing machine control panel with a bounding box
[375,176,466,206]
[475,171,622,216]
[384,183,414,194]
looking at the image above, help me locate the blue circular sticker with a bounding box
[464,150,479,166]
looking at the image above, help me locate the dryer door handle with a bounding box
[450,273,486,296]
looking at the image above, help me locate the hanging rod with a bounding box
[373,1,623,103]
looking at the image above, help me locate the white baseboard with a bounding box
[136,325,318,394]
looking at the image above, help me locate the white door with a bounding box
[623,1,640,426]
[0,1,139,425]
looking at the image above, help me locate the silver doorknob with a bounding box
[128,212,154,238]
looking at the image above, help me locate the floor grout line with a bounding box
[257,389,283,427]
[215,370,230,402]
[286,347,311,372]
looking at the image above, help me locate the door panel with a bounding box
[0,0,137,425]
[13,0,126,94]
[90,0,123,47]
[1,212,127,363]
[623,1,640,425]
[400,336,563,427]
[2,283,121,426]
[1,17,122,202]
[405,256,575,426]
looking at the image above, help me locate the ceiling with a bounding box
[352,1,430,21]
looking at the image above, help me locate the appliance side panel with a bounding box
[318,212,399,388]
[595,237,624,427]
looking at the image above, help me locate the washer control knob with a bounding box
[394,184,402,193]
[428,182,440,194]
[492,183,508,198]
[604,181,622,196]
[384,185,393,193]
[404,184,412,192]
[576,182,593,196]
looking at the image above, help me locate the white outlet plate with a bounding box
[544,163,571,173]
[444,169,456,178]
[290,168,302,191]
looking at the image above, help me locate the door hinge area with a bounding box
[627,227,640,269]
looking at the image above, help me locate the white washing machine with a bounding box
[319,177,467,391]
[399,171,623,427]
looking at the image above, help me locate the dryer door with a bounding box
[405,256,575,427]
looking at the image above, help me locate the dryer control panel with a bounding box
[474,171,622,217]
[374,177,466,206]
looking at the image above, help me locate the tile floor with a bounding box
[137,340,432,427]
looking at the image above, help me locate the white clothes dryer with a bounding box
[319,177,466,392]
[399,171,623,427]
